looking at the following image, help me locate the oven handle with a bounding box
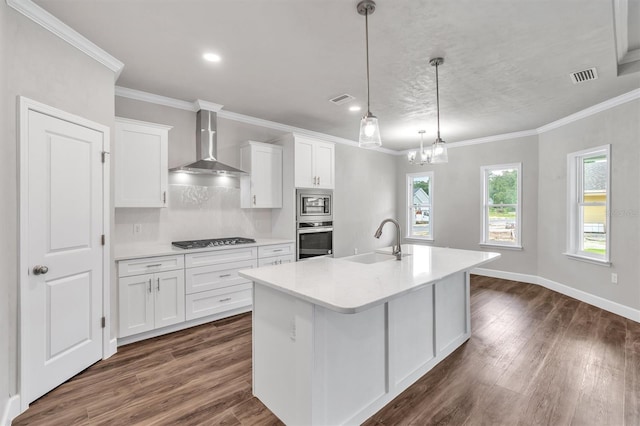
[298,227,333,234]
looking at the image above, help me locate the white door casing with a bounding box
[19,97,111,410]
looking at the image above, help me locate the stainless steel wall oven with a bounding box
[296,189,333,260]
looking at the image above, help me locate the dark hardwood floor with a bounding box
[14,276,640,425]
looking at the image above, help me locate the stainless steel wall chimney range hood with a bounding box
[169,109,247,176]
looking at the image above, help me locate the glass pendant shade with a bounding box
[359,113,382,147]
[431,137,448,163]
[407,150,417,163]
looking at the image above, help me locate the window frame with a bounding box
[406,171,434,241]
[565,144,611,265]
[480,163,522,249]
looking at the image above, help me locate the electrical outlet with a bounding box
[354,248,358,255]
[611,273,618,284]
[133,224,142,234]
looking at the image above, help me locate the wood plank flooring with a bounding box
[14,276,640,425]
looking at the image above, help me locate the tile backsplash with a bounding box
[115,174,272,246]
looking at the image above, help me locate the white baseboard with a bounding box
[471,268,539,285]
[1,395,21,426]
[471,268,640,322]
[105,338,118,359]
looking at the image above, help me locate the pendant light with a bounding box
[430,57,448,163]
[408,130,431,165]
[357,0,382,148]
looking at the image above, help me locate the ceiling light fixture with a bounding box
[203,53,221,63]
[407,130,432,165]
[357,0,381,148]
[430,57,448,163]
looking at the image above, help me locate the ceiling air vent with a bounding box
[570,68,598,84]
[329,93,355,105]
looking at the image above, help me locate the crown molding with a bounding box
[114,86,396,154]
[7,0,124,79]
[536,88,640,134]
[115,85,640,156]
[195,99,224,112]
[115,86,196,111]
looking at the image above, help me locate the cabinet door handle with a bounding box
[253,195,256,205]
[219,297,232,302]
[156,277,160,292]
[272,249,283,252]
[148,278,152,293]
[318,176,320,185]
[146,263,162,268]
[219,273,232,278]
[163,191,167,204]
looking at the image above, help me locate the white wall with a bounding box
[333,143,398,257]
[538,100,640,310]
[1,1,115,414]
[0,2,10,421]
[396,135,539,275]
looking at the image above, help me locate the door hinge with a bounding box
[101,316,106,328]
[101,234,105,245]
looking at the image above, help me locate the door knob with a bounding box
[33,265,49,275]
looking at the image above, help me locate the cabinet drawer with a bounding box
[185,259,257,294]
[185,284,253,321]
[185,247,258,268]
[258,255,295,267]
[258,243,294,258]
[118,255,184,278]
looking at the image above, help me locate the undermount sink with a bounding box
[344,252,406,264]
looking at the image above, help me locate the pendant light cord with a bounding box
[435,61,441,140]
[365,9,371,115]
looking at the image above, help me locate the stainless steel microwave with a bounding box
[296,189,333,222]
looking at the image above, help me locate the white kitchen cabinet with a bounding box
[184,247,258,321]
[118,255,185,338]
[240,141,283,208]
[294,137,335,189]
[114,117,171,208]
[257,243,295,266]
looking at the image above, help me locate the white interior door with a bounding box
[25,109,104,404]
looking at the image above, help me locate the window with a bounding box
[407,172,433,240]
[481,163,522,247]
[566,145,610,264]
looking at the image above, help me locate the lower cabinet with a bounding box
[184,249,258,321]
[117,242,295,341]
[119,269,185,338]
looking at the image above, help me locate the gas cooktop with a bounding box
[172,237,256,250]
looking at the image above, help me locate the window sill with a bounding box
[479,243,523,251]
[405,237,434,244]
[563,253,611,267]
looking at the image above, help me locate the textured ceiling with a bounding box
[34,0,640,150]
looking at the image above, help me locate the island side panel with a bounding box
[253,283,314,425]
[312,304,387,426]
[435,271,471,355]
[388,284,435,388]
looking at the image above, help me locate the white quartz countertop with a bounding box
[239,244,500,314]
[114,238,295,261]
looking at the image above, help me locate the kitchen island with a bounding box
[239,244,500,426]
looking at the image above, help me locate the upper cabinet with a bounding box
[294,136,335,189]
[240,141,283,208]
[114,117,172,208]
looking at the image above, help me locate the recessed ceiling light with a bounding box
[349,105,362,112]
[203,53,221,63]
